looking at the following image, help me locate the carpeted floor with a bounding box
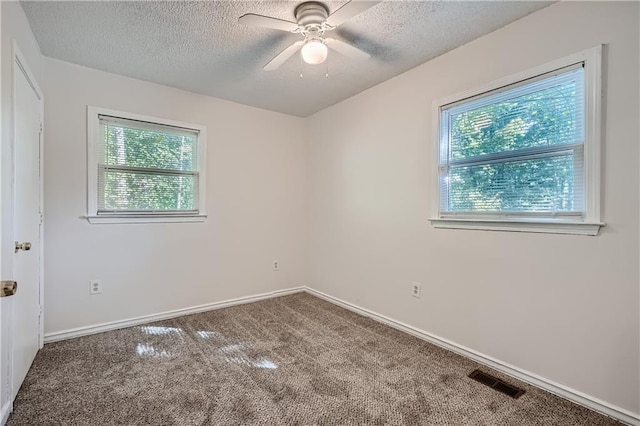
[8,293,622,425]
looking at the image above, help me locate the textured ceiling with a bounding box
[21,1,552,117]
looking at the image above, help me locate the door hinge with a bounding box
[39,122,43,133]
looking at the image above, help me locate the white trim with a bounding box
[304,287,640,426]
[44,287,305,343]
[86,106,207,222]
[38,110,44,349]
[12,43,42,101]
[85,214,207,224]
[0,3,3,421]
[429,218,603,236]
[582,45,602,224]
[0,400,12,426]
[431,45,604,235]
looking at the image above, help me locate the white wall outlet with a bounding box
[273,260,279,271]
[411,282,422,298]
[89,279,102,295]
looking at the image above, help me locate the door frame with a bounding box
[0,5,4,424]
[9,40,44,397]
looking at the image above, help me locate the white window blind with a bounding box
[438,64,585,219]
[95,114,200,215]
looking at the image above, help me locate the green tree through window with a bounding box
[98,117,199,213]
[440,66,584,216]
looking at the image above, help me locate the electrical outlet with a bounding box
[411,282,422,298]
[273,260,279,271]
[89,279,102,295]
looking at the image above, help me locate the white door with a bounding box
[10,49,43,400]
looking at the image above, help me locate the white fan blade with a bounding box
[238,14,299,32]
[325,38,370,61]
[326,1,382,28]
[264,41,305,71]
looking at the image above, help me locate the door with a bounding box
[10,47,43,400]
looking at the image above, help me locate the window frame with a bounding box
[429,45,603,236]
[86,106,207,224]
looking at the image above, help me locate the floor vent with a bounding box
[468,369,525,399]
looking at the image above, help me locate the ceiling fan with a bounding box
[238,1,381,71]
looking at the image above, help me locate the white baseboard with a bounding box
[0,400,12,426]
[304,287,640,426]
[44,287,305,344]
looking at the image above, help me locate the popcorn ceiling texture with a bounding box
[7,293,622,425]
[21,1,551,117]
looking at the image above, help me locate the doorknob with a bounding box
[1,281,17,297]
[14,241,32,253]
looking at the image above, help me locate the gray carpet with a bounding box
[8,293,622,425]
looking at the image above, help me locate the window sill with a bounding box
[429,218,604,236]
[85,214,207,224]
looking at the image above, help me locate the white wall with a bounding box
[307,1,639,417]
[0,1,43,420]
[42,58,308,334]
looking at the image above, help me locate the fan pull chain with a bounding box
[299,53,304,79]
[325,54,329,78]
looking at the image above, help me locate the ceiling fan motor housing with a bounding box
[295,2,329,27]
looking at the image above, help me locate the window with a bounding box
[430,46,603,235]
[87,107,206,223]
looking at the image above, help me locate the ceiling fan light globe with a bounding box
[301,40,328,64]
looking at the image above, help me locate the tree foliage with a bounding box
[102,126,196,212]
[444,76,581,213]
